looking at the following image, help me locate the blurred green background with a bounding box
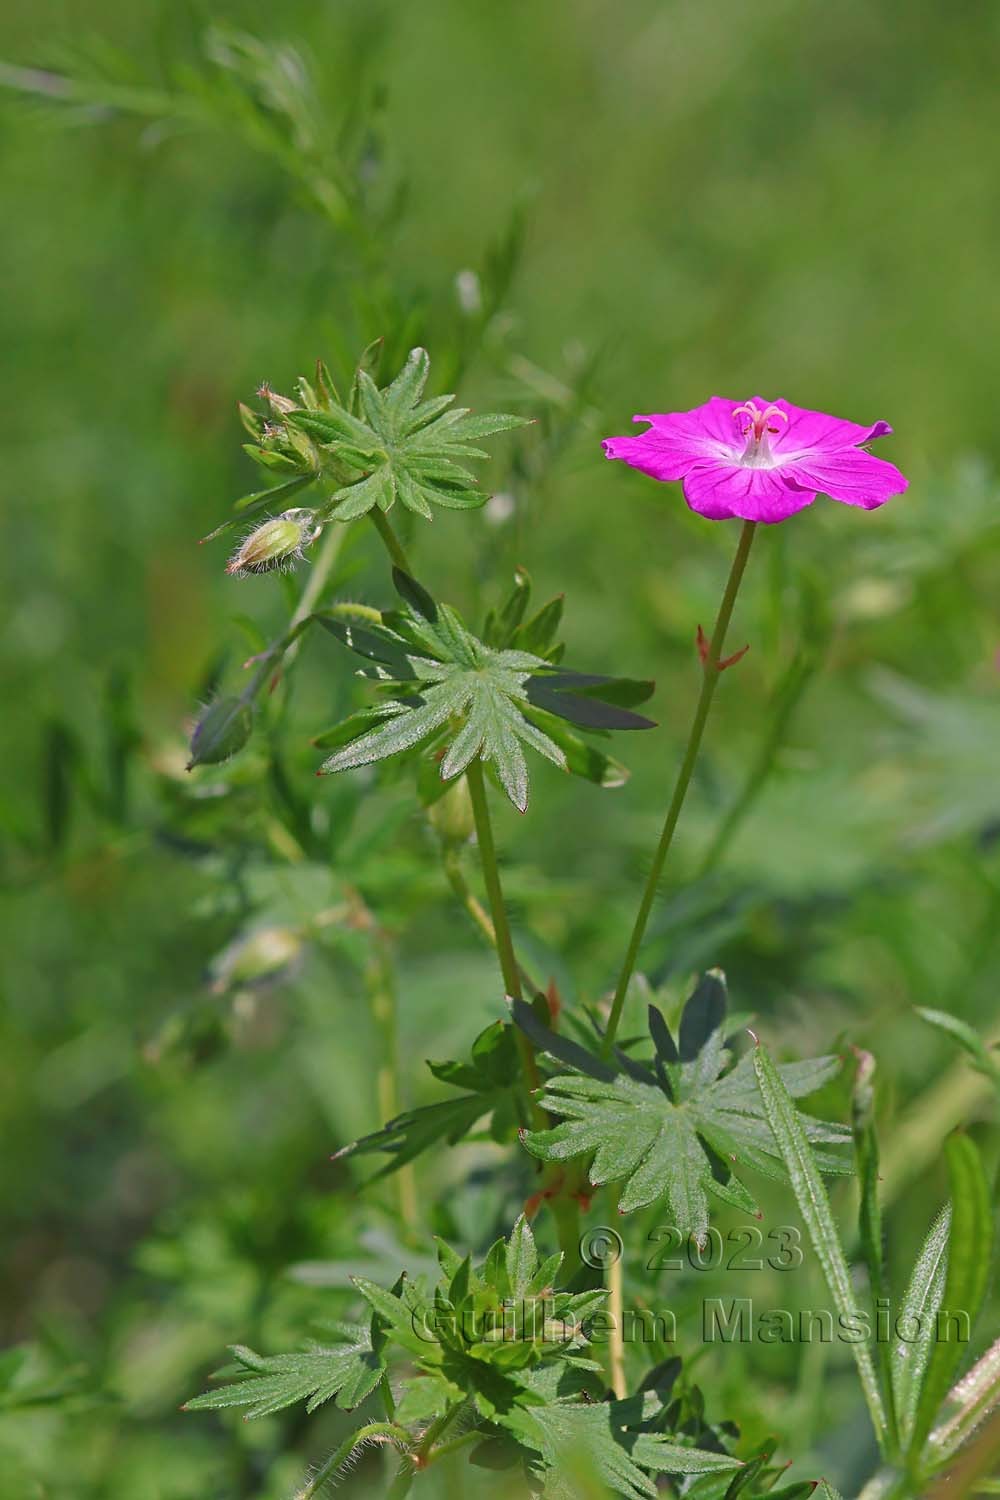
[2,2,999,1496]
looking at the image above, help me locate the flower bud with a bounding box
[208,924,303,995]
[226,509,321,578]
[256,382,299,416]
[187,696,253,770]
[428,776,475,845]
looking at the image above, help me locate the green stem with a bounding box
[294,1422,409,1500]
[351,892,418,1233]
[284,521,346,658]
[416,1399,466,1459]
[464,761,546,1127]
[549,1192,582,1265]
[607,1186,627,1398]
[603,521,757,1056]
[441,844,542,997]
[696,649,813,878]
[370,507,414,574]
[423,1428,482,1464]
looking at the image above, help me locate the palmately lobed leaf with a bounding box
[500,1396,741,1499]
[182,1330,384,1420]
[519,972,850,1240]
[283,346,530,521]
[316,573,656,809]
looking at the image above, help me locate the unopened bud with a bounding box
[256,383,299,416]
[209,924,303,994]
[187,696,253,770]
[226,509,321,578]
[428,776,475,845]
[852,1047,877,1130]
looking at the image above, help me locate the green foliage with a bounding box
[3,7,1000,1500]
[905,1136,994,1461]
[335,1019,522,1176]
[184,1217,738,1494]
[753,1038,887,1445]
[184,1325,385,1419]
[288,347,528,521]
[520,972,849,1237]
[502,1398,740,1499]
[915,1009,1000,1091]
[316,570,655,810]
[892,1206,952,1447]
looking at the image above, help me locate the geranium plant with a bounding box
[176,356,996,1499]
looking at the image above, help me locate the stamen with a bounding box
[734,401,787,467]
[734,402,787,441]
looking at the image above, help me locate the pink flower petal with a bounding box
[602,397,744,480]
[601,394,905,524]
[784,449,908,510]
[636,396,746,453]
[601,433,692,482]
[770,400,893,458]
[681,461,817,524]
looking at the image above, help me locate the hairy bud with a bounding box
[187,696,253,770]
[226,509,321,578]
[209,924,303,995]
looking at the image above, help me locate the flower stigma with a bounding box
[733,402,787,468]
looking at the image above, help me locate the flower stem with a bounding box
[370,507,414,574]
[293,1422,409,1500]
[607,1234,627,1398]
[603,520,758,1056]
[464,760,546,1127]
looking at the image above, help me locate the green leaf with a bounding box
[317,585,653,810]
[852,1050,899,1450]
[335,1020,521,1177]
[187,696,253,770]
[280,346,527,523]
[929,1333,1000,1460]
[916,1008,1000,1085]
[521,974,848,1239]
[501,1398,741,1500]
[753,1039,886,1447]
[907,1135,994,1461]
[892,1206,951,1445]
[183,1331,384,1419]
[505,1215,539,1300]
[526,672,656,731]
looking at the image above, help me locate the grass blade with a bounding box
[893,1204,951,1445]
[754,1038,886,1448]
[907,1134,994,1464]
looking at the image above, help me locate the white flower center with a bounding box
[733,402,787,468]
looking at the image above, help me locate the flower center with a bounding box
[734,402,787,468]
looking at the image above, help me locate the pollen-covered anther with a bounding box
[733,402,788,441]
[733,401,788,467]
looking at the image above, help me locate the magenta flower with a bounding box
[603,397,907,523]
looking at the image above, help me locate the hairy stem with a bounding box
[464,760,546,1128]
[294,1422,409,1500]
[370,506,414,574]
[603,520,758,1055]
